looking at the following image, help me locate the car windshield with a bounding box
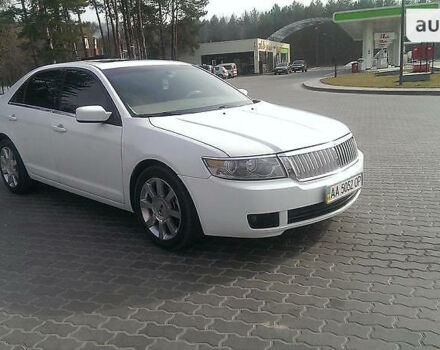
[294,60,304,64]
[222,65,232,70]
[104,65,251,117]
[277,62,288,67]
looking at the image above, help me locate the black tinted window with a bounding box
[9,82,27,104]
[24,70,62,109]
[59,70,111,114]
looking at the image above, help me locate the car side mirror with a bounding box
[238,88,248,96]
[75,106,112,123]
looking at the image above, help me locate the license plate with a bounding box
[325,173,363,204]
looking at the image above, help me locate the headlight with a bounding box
[203,156,286,180]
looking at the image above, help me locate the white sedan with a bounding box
[0,60,364,249]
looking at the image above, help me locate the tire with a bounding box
[133,165,202,249]
[0,139,34,194]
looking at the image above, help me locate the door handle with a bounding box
[52,124,67,133]
[8,114,17,121]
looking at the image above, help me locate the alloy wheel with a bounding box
[139,177,182,240]
[0,147,19,188]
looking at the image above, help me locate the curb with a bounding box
[302,77,440,96]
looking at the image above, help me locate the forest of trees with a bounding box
[198,0,402,43]
[0,0,208,85]
[0,0,434,85]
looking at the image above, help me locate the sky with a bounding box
[205,0,297,19]
[84,0,299,23]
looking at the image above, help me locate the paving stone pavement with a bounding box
[0,71,439,349]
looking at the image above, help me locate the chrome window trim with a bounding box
[8,102,55,114]
[9,102,75,118]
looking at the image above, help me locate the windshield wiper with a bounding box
[216,105,233,110]
[215,102,251,110]
[137,111,185,118]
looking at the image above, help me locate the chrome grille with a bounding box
[280,136,358,181]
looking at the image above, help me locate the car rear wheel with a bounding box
[134,165,202,249]
[0,139,34,194]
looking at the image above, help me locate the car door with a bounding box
[51,68,124,203]
[7,69,62,181]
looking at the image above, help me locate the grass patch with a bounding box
[322,72,440,88]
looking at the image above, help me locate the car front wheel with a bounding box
[0,139,34,194]
[134,165,202,249]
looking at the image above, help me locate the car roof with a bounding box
[33,59,190,72]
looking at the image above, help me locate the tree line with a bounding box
[198,0,402,43]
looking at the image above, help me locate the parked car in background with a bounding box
[214,65,229,79]
[218,63,237,78]
[0,59,363,249]
[292,60,308,72]
[200,64,214,73]
[274,62,290,75]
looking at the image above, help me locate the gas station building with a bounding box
[333,2,438,70]
[180,39,290,75]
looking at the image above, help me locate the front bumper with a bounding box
[180,151,364,238]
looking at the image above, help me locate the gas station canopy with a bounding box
[333,2,439,70]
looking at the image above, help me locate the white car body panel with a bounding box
[0,60,364,239]
[49,112,124,202]
[1,104,57,181]
[150,101,350,157]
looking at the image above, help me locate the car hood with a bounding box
[149,101,351,157]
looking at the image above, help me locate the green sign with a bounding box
[334,2,438,22]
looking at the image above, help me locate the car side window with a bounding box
[59,69,120,125]
[9,82,27,104]
[23,70,63,110]
[59,70,109,114]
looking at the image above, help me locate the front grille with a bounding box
[281,136,358,181]
[288,191,359,224]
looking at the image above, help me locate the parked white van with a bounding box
[218,63,238,78]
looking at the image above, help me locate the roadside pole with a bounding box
[399,0,405,85]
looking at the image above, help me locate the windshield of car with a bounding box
[277,62,288,67]
[294,60,304,64]
[222,65,232,70]
[104,65,252,117]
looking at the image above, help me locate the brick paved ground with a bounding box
[0,70,439,349]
